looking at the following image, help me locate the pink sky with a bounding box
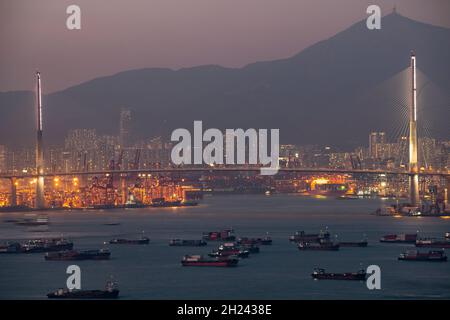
[1,0,449,93]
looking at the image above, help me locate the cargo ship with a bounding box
[311,268,366,280]
[339,237,368,247]
[398,250,447,262]
[415,238,450,248]
[169,239,207,246]
[208,242,250,258]
[47,281,119,299]
[45,249,111,261]
[298,241,340,251]
[109,235,150,245]
[21,238,73,253]
[380,233,417,244]
[202,229,235,241]
[289,229,330,243]
[181,255,239,267]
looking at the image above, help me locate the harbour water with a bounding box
[1,194,449,299]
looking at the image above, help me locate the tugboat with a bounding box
[202,229,235,241]
[311,268,367,280]
[45,249,111,261]
[398,250,447,262]
[47,280,119,299]
[169,239,207,247]
[0,242,22,254]
[21,238,73,253]
[415,238,450,248]
[380,233,417,244]
[208,242,250,258]
[109,233,150,245]
[289,229,330,243]
[181,255,239,267]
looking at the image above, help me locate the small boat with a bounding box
[311,268,367,280]
[0,242,22,254]
[445,232,450,239]
[415,238,450,248]
[47,280,119,299]
[169,239,207,247]
[398,250,447,262]
[202,229,235,241]
[45,249,111,261]
[380,233,417,243]
[298,241,339,251]
[181,255,238,267]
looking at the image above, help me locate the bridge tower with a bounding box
[35,71,45,209]
[409,52,419,206]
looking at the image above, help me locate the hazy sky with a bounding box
[1,0,449,93]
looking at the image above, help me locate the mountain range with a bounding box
[1,11,449,149]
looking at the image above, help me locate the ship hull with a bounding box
[312,273,366,280]
[181,260,238,267]
[47,290,119,299]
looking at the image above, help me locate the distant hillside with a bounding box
[1,12,449,149]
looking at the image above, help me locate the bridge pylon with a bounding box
[409,52,420,206]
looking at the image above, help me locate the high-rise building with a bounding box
[119,108,132,149]
[369,132,386,158]
[0,145,7,173]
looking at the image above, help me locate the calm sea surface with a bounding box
[1,194,449,299]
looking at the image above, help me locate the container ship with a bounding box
[47,281,119,299]
[398,250,447,262]
[311,268,367,280]
[45,249,111,261]
[380,233,417,244]
[415,238,450,248]
[181,255,239,267]
[169,239,207,247]
[202,229,235,241]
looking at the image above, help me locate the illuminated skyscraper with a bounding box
[119,108,132,149]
